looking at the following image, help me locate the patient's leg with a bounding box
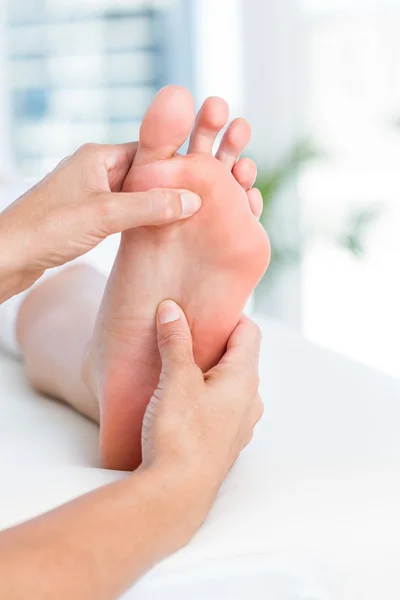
[16,264,104,423]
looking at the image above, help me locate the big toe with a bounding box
[135,85,196,165]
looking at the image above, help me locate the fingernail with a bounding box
[180,192,201,217]
[158,300,181,324]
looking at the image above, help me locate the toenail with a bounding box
[180,192,201,217]
[158,300,181,324]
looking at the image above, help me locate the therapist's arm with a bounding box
[0,142,200,304]
[0,468,196,600]
[0,304,263,600]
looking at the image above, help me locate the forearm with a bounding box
[0,466,196,600]
[17,264,106,421]
[0,203,45,303]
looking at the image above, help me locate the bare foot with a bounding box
[85,86,270,470]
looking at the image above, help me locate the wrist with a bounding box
[140,461,219,547]
[0,258,43,304]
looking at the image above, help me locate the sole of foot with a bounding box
[85,86,270,470]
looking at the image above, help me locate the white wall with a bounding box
[300,4,400,378]
[191,0,244,114]
[191,0,307,325]
[0,2,11,175]
[242,0,307,325]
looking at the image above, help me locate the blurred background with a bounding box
[0,0,399,379]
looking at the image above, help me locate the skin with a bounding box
[17,264,107,422]
[16,92,264,464]
[0,127,264,597]
[0,91,265,596]
[0,142,201,304]
[1,299,263,600]
[86,87,270,470]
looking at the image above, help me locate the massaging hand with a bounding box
[0,143,200,299]
[142,300,264,532]
[0,303,263,600]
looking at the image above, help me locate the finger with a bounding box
[213,316,262,374]
[242,395,264,449]
[104,141,139,173]
[77,142,139,192]
[94,188,201,232]
[156,300,196,372]
[106,143,139,191]
[252,393,265,425]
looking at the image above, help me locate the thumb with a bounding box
[96,188,201,232]
[156,300,195,372]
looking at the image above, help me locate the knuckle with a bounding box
[78,142,99,156]
[159,328,191,349]
[54,155,72,170]
[241,318,262,351]
[256,398,264,422]
[150,189,178,222]
[246,395,264,427]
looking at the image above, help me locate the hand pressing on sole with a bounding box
[84,86,270,470]
[0,302,263,600]
[142,300,264,519]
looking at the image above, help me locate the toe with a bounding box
[135,85,196,165]
[232,158,257,191]
[188,97,229,154]
[247,188,264,219]
[216,118,252,170]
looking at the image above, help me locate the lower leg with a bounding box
[16,265,105,423]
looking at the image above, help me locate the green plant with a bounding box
[257,139,320,224]
[336,205,382,256]
[255,139,381,284]
[255,139,318,283]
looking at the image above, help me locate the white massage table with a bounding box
[1,317,400,599]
